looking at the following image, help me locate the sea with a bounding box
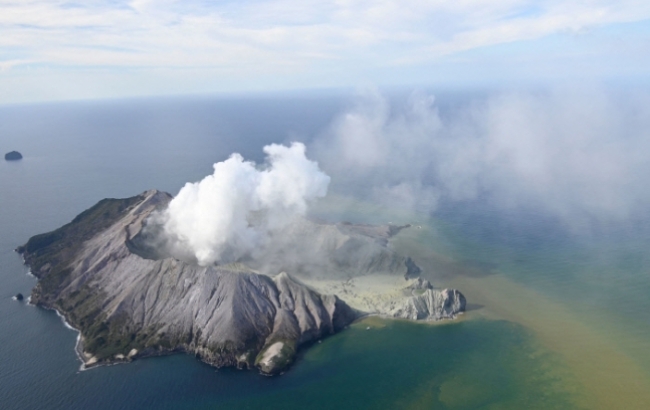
[1,91,649,409]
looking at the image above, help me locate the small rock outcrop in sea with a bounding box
[17,189,466,376]
[5,151,23,161]
[14,293,24,301]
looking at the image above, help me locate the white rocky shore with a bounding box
[303,275,465,321]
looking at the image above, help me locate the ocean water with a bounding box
[1,93,649,409]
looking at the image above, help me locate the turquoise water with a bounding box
[2,94,649,409]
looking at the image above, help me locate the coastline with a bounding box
[48,303,94,371]
[16,249,105,371]
[39,297,135,372]
[31,272,464,374]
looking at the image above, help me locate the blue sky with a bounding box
[1,0,650,103]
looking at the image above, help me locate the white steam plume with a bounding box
[161,142,330,265]
[313,86,650,228]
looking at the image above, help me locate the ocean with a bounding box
[1,91,649,409]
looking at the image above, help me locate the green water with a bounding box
[184,318,576,410]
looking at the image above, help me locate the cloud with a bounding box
[1,1,649,80]
[0,59,33,71]
[312,86,650,226]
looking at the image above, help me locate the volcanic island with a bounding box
[17,190,466,375]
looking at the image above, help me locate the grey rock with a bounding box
[404,257,422,279]
[387,288,466,321]
[407,277,433,291]
[5,151,22,161]
[247,218,418,280]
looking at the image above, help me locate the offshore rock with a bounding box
[5,151,22,161]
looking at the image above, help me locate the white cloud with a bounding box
[1,0,649,101]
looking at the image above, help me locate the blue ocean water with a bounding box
[1,93,648,409]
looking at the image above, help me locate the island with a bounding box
[5,151,23,161]
[17,190,465,375]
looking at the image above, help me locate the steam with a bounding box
[313,87,650,228]
[160,142,330,265]
[152,86,649,267]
